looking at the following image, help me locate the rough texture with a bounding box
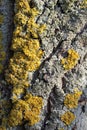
[0,0,87,130]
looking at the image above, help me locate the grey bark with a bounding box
[0,0,87,130]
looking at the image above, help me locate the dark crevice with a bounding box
[62,76,67,93]
[5,1,15,68]
[36,2,47,23]
[29,0,37,8]
[2,0,15,97]
[72,124,77,130]
[0,1,15,125]
[41,87,56,130]
[0,1,15,76]
[41,97,51,130]
[38,35,44,50]
[71,23,87,45]
[31,39,66,85]
[56,0,65,14]
[41,86,62,130]
[81,105,85,113]
[0,0,15,78]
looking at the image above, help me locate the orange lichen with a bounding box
[64,91,82,109]
[8,94,43,126]
[61,49,79,70]
[60,111,75,125]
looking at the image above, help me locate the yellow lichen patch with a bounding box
[1,118,8,128]
[61,49,79,70]
[0,44,5,61]
[0,14,4,24]
[64,91,82,109]
[24,94,43,125]
[5,0,45,127]
[8,94,43,126]
[5,0,46,102]
[12,87,25,102]
[14,11,28,25]
[8,109,23,126]
[80,0,87,8]
[15,0,31,14]
[5,52,29,88]
[0,100,11,130]
[27,17,46,38]
[0,126,6,130]
[59,128,64,130]
[60,111,75,125]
